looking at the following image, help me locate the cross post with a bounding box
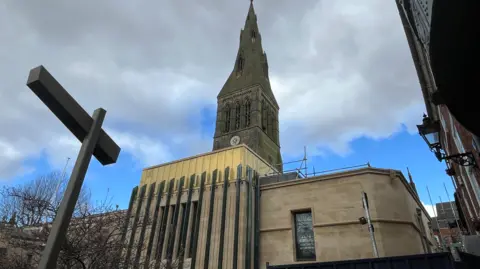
[26,65,121,269]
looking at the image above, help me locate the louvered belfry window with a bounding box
[237,54,245,73]
[235,102,241,130]
[224,104,231,133]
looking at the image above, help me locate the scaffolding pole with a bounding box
[426,186,444,250]
[443,182,461,232]
[304,146,307,178]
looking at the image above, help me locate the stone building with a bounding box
[212,3,282,173]
[121,2,435,268]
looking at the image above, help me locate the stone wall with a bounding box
[259,168,435,267]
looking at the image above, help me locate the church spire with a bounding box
[217,1,278,107]
[213,2,282,172]
[407,167,419,197]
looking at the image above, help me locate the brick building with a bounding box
[395,1,479,137]
[396,0,480,235]
[431,202,462,249]
[435,108,480,234]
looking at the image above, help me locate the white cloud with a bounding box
[0,0,425,179]
[106,129,173,168]
[422,202,437,218]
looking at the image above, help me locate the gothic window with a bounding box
[224,104,231,133]
[235,102,241,130]
[245,98,251,127]
[251,30,256,42]
[261,100,267,132]
[293,211,316,261]
[237,53,245,74]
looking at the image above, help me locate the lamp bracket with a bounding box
[443,152,477,167]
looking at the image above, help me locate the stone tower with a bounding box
[213,2,283,172]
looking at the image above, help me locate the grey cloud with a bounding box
[0,0,424,178]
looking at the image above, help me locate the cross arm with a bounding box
[26,65,120,165]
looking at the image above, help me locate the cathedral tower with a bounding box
[213,2,283,172]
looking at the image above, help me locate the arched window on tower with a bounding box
[261,100,267,132]
[236,53,245,74]
[235,102,241,130]
[245,98,251,127]
[251,30,256,43]
[224,104,231,133]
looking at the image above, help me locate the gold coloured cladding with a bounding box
[138,144,274,190]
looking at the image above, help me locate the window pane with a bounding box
[294,211,316,260]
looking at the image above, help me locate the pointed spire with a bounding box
[407,167,419,197]
[218,1,278,107]
[407,167,413,183]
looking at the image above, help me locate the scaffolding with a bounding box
[260,146,372,181]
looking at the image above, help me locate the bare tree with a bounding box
[0,171,90,227]
[0,171,141,269]
[0,252,32,269]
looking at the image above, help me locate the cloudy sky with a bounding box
[0,0,451,215]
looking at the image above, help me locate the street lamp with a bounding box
[417,114,441,152]
[417,114,476,167]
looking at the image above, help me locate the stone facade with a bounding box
[122,146,435,268]
[212,3,282,172]
[260,168,435,265]
[122,145,270,269]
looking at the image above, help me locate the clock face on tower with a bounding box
[230,135,240,146]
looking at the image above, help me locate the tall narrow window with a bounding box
[187,202,198,258]
[245,98,251,127]
[293,211,316,261]
[237,54,245,73]
[261,100,267,132]
[224,104,231,133]
[235,102,241,130]
[251,30,256,42]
